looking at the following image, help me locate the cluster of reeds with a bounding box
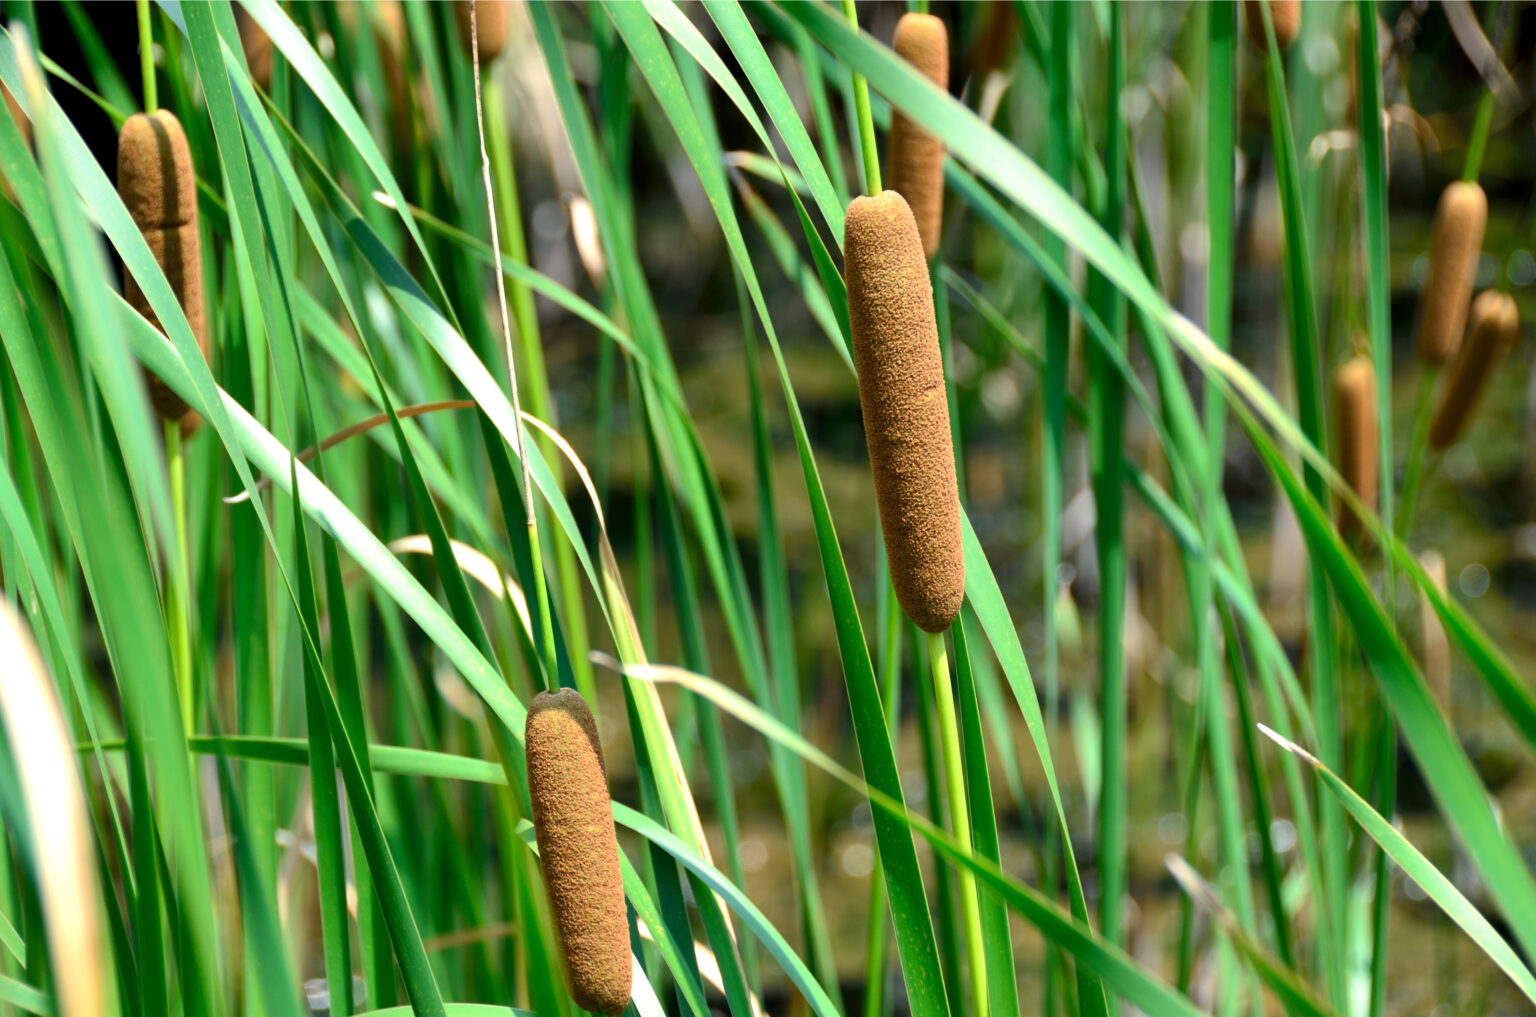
[9,6,1536,1017]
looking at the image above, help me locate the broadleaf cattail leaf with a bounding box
[1332,353,1377,538]
[1416,181,1488,366]
[845,190,964,633]
[454,1,510,64]
[526,688,632,1016]
[888,12,948,261]
[116,109,206,434]
[1430,289,1520,450]
[1244,0,1299,52]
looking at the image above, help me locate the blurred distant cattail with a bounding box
[1332,354,1377,538]
[1430,290,1521,450]
[454,1,510,64]
[966,2,1018,80]
[1416,181,1488,365]
[236,8,273,91]
[845,190,964,633]
[117,110,206,434]
[339,0,412,148]
[1245,0,1299,52]
[525,689,631,1016]
[888,13,948,262]
[1418,549,1451,716]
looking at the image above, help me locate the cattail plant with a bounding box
[888,13,948,262]
[525,689,631,1016]
[847,186,986,1015]
[1416,182,1488,366]
[1430,289,1520,450]
[117,109,205,434]
[844,190,964,633]
[1332,354,1377,538]
[454,1,510,63]
[1244,0,1299,52]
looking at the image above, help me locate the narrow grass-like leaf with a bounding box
[1262,725,1536,1008]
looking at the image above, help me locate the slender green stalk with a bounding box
[1394,367,1439,540]
[842,0,881,196]
[864,552,903,1017]
[1257,5,1347,1008]
[136,0,154,111]
[482,67,587,698]
[1042,0,1071,745]
[928,630,987,1017]
[1089,4,1127,965]
[163,419,192,729]
[1357,11,1396,1010]
[1366,713,1396,1017]
[468,0,557,689]
[1462,90,1496,183]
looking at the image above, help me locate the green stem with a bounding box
[1395,366,1440,541]
[1462,89,1496,183]
[484,69,593,702]
[928,630,987,1017]
[842,0,882,196]
[483,77,552,426]
[469,9,560,695]
[528,521,558,694]
[864,553,903,1017]
[1366,713,1396,1017]
[164,419,192,730]
[137,0,155,112]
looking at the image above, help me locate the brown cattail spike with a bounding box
[1332,354,1378,538]
[845,190,964,633]
[1245,0,1300,52]
[525,689,631,1016]
[888,13,948,262]
[117,110,206,434]
[1429,290,1521,450]
[1417,181,1488,365]
[455,1,510,64]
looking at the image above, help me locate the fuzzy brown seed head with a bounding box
[1429,290,1520,450]
[888,13,948,262]
[845,191,964,633]
[1245,0,1299,52]
[525,689,631,1016]
[117,111,197,231]
[236,9,274,92]
[1417,181,1488,365]
[122,224,206,433]
[117,111,206,433]
[454,1,510,64]
[1332,354,1377,539]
